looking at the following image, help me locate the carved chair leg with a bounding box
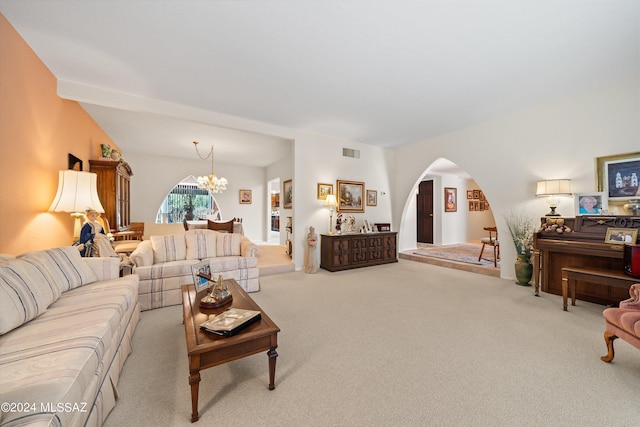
[601,331,617,363]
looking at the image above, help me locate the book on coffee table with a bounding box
[200,308,262,337]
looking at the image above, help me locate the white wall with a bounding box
[125,152,266,242]
[394,77,640,280]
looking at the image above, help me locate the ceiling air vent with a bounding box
[342,147,360,158]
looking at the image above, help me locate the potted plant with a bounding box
[504,210,537,286]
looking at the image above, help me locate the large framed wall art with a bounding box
[337,180,364,213]
[596,152,640,204]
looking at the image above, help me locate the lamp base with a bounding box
[545,207,560,217]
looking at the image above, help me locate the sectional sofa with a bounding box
[0,247,139,427]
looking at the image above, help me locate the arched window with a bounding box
[155,176,222,223]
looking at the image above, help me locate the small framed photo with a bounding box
[363,219,372,233]
[366,190,377,206]
[469,201,475,211]
[283,179,293,209]
[467,190,473,199]
[604,228,638,245]
[317,183,333,200]
[574,192,607,215]
[191,261,211,292]
[239,189,252,204]
[473,190,480,199]
[444,187,457,212]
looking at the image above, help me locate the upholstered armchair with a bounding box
[601,283,640,362]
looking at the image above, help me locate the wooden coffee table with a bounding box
[181,280,280,422]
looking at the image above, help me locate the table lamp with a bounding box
[535,179,572,216]
[49,170,105,241]
[324,194,338,234]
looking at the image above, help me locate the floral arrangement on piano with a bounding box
[539,218,572,234]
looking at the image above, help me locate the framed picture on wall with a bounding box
[239,189,252,204]
[366,190,377,206]
[283,179,293,209]
[596,152,640,203]
[337,180,365,212]
[444,187,457,212]
[317,183,333,200]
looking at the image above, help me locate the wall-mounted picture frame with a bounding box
[239,189,252,204]
[473,190,480,199]
[574,192,607,215]
[596,152,640,204]
[283,179,293,209]
[445,187,457,212]
[366,189,377,206]
[337,180,364,212]
[191,261,211,292]
[469,201,475,211]
[317,183,333,200]
[604,228,638,245]
[467,190,473,199]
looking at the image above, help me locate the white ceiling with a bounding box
[1,1,638,167]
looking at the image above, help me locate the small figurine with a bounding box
[336,213,343,234]
[305,226,318,274]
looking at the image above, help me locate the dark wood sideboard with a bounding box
[320,232,398,272]
[533,216,639,305]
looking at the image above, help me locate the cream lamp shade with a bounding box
[49,170,105,240]
[324,194,338,234]
[535,179,572,216]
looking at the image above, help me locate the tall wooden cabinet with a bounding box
[89,160,132,232]
[320,232,398,272]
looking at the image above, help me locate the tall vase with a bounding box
[515,254,533,286]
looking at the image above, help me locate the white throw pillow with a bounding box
[185,229,217,260]
[19,246,97,293]
[151,234,187,263]
[216,233,242,257]
[0,259,60,334]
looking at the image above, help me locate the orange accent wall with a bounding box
[0,14,120,255]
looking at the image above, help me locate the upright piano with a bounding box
[533,215,640,305]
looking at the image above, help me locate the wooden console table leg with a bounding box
[189,356,201,422]
[267,346,278,390]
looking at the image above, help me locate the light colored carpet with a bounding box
[256,244,294,276]
[104,260,639,427]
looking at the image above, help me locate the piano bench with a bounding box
[561,267,636,311]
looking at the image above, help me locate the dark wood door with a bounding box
[417,180,434,244]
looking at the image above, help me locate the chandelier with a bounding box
[193,141,228,194]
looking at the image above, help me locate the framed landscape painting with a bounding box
[317,183,333,200]
[337,180,364,212]
[596,152,640,203]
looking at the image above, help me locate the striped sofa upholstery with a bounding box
[130,229,259,311]
[0,249,139,427]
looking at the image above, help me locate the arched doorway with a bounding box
[155,176,222,223]
[400,158,500,274]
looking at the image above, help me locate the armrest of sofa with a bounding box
[619,283,640,309]
[82,257,120,281]
[130,240,154,267]
[240,236,258,258]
